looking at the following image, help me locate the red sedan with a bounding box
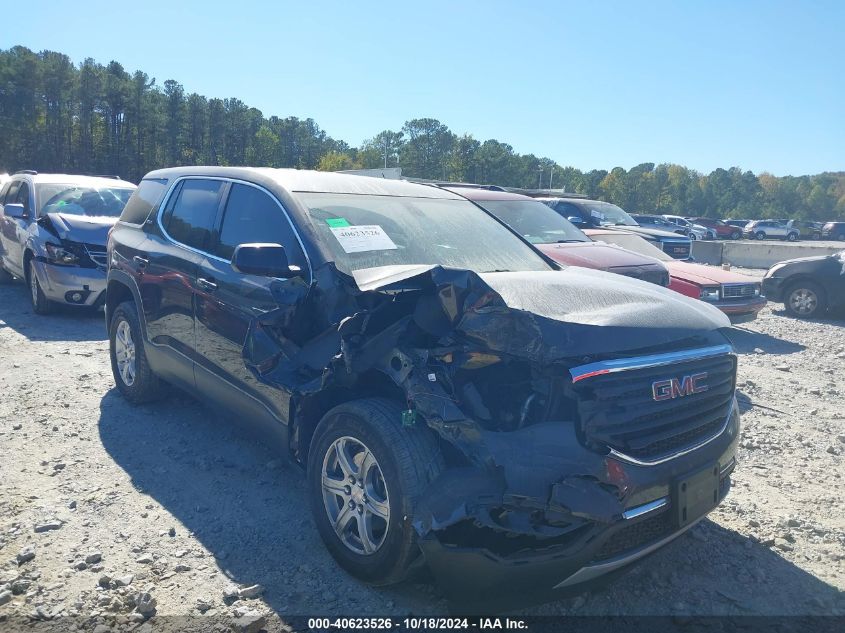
[585,228,767,323]
[445,187,671,287]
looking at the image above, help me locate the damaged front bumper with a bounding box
[33,259,106,306]
[414,399,740,609]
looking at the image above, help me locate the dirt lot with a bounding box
[1,273,843,628]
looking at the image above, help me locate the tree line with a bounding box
[1,45,843,220]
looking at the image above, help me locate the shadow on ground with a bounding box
[724,326,805,355]
[97,388,844,616]
[0,283,105,342]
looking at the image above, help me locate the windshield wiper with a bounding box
[556,239,586,243]
[481,269,512,273]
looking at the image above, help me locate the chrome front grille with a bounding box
[721,284,757,299]
[569,346,736,462]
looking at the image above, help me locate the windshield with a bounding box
[590,232,672,262]
[582,201,638,227]
[38,184,134,217]
[478,199,588,244]
[300,193,552,274]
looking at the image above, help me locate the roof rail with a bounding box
[14,170,38,175]
[403,177,508,191]
[85,174,122,180]
[504,188,587,199]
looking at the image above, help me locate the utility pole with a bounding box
[549,166,555,190]
[537,166,544,189]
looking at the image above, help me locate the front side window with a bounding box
[37,184,134,218]
[164,179,223,252]
[16,182,31,215]
[479,199,588,244]
[120,179,168,224]
[300,193,551,275]
[4,181,21,208]
[214,183,305,267]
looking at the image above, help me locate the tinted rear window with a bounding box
[120,178,169,224]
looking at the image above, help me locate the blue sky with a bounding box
[4,0,843,175]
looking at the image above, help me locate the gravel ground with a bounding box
[0,272,843,629]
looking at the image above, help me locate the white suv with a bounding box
[742,220,800,241]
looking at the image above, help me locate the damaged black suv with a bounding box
[106,168,740,608]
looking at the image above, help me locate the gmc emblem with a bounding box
[652,372,708,401]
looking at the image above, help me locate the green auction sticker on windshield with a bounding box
[330,225,397,253]
[325,217,350,228]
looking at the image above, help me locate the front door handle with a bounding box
[133,256,148,269]
[197,277,218,292]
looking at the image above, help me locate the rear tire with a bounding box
[784,281,827,319]
[28,259,55,315]
[109,300,164,403]
[307,398,443,585]
[837,234,845,241]
[689,233,697,241]
[730,231,741,240]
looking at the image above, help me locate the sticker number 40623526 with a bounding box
[330,225,398,253]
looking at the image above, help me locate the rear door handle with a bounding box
[133,256,148,269]
[197,277,218,292]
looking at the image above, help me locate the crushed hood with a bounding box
[45,213,117,245]
[355,265,730,363]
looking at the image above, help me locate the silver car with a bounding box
[661,215,715,240]
[0,171,136,314]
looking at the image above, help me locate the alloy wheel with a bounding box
[788,288,818,316]
[114,319,136,386]
[321,436,390,555]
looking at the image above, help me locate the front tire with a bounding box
[837,233,845,241]
[786,232,798,242]
[28,259,55,315]
[307,398,443,585]
[755,231,766,240]
[109,300,163,403]
[784,281,827,319]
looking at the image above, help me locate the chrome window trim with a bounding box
[156,175,313,284]
[569,344,733,383]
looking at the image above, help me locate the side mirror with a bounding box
[3,203,27,219]
[231,243,301,278]
[567,216,585,226]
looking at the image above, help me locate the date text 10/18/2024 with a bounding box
[307,618,529,630]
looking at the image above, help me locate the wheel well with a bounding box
[290,369,406,464]
[782,276,827,300]
[106,279,134,326]
[22,249,34,278]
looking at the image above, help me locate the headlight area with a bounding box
[699,286,720,301]
[44,242,80,266]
